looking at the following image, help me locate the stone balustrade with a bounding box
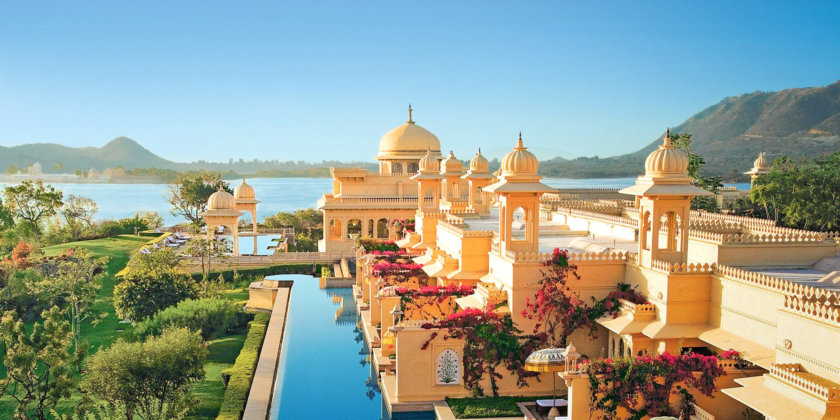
[552,206,638,228]
[784,293,840,327]
[770,363,840,402]
[715,265,834,298]
[619,299,656,316]
[568,250,631,263]
[649,259,716,274]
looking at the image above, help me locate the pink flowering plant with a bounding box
[586,352,726,419]
[521,248,647,347]
[421,308,541,397]
[358,238,400,253]
[395,285,474,320]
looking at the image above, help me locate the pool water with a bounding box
[270,274,434,419]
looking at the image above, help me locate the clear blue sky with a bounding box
[1,1,838,162]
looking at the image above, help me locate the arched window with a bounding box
[618,338,625,359]
[391,162,403,174]
[367,219,374,237]
[407,162,419,174]
[474,186,483,204]
[641,211,651,251]
[376,218,389,239]
[511,207,527,240]
[347,219,362,238]
[436,349,461,385]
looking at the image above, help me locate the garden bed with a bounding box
[445,395,557,419]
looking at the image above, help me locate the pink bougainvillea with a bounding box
[586,352,727,419]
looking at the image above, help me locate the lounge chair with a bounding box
[139,248,152,255]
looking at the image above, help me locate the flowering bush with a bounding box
[522,248,647,347]
[358,238,400,252]
[390,218,416,235]
[586,352,726,419]
[372,262,425,278]
[421,308,540,397]
[396,285,474,320]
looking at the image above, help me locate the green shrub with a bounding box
[114,266,200,321]
[321,266,332,277]
[216,312,270,420]
[189,263,328,282]
[446,396,558,418]
[133,298,252,340]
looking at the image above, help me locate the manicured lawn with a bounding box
[1,235,252,419]
[446,395,560,418]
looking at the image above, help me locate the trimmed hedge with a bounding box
[446,395,559,418]
[133,298,252,340]
[216,312,270,420]
[190,263,329,282]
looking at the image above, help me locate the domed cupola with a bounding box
[644,129,689,178]
[752,152,770,172]
[500,133,539,177]
[440,151,464,175]
[234,179,255,200]
[469,148,489,173]
[207,188,236,210]
[418,149,440,174]
[377,105,441,162]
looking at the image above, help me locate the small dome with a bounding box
[418,149,440,173]
[377,106,441,160]
[501,134,539,176]
[207,188,235,210]
[753,152,770,171]
[440,151,463,174]
[644,130,688,177]
[234,179,255,199]
[469,149,489,173]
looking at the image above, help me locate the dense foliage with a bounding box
[522,249,647,347]
[446,395,555,419]
[750,152,840,230]
[585,352,725,419]
[113,266,200,321]
[133,298,251,340]
[81,328,208,420]
[262,208,323,251]
[422,309,540,397]
[358,238,399,252]
[0,306,82,420]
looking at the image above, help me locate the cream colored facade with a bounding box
[346,125,840,419]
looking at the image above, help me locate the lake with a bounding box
[0,177,751,226]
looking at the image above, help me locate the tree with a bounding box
[671,133,722,212]
[0,197,13,230]
[80,328,207,420]
[3,180,64,240]
[60,195,98,239]
[38,249,106,352]
[0,306,82,420]
[167,171,230,225]
[263,208,323,251]
[751,152,840,230]
[113,266,200,321]
[128,247,184,272]
[184,238,227,280]
[137,211,164,230]
[0,268,48,320]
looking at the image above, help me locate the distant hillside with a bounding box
[541,80,840,180]
[0,137,179,172]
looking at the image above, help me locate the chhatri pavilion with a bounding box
[340,110,840,419]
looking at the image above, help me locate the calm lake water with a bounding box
[1,177,751,226]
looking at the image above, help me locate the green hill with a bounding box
[0,136,179,172]
[541,80,840,180]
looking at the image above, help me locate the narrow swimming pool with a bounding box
[269,274,434,419]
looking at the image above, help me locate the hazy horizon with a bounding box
[2,1,839,162]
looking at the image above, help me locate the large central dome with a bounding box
[376,106,441,161]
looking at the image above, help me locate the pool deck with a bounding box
[243,285,292,420]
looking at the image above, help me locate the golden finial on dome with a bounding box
[515,132,525,150]
[407,104,414,124]
[664,128,672,147]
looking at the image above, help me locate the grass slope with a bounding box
[1,235,250,419]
